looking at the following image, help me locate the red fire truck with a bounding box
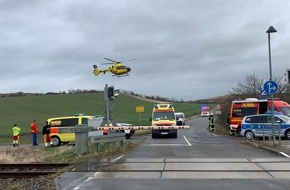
[229,98,290,135]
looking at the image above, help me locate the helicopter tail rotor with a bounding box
[93,65,102,76]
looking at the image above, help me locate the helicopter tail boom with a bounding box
[93,65,110,76]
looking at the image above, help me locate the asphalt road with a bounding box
[56,117,290,190]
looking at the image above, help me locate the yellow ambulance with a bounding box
[47,114,103,146]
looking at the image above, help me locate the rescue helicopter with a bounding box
[93,57,135,77]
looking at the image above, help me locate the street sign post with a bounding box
[136,106,144,126]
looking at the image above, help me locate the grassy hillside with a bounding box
[0,93,205,135]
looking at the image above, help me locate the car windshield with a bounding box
[153,112,175,120]
[280,107,290,117]
[279,115,290,123]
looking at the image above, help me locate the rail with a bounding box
[0,163,71,178]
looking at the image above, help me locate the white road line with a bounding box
[211,133,218,137]
[183,135,192,146]
[71,156,124,189]
[111,155,124,162]
[280,152,290,158]
[143,144,190,146]
[71,174,95,190]
[143,136,192,147]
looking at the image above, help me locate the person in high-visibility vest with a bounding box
[209,113,214,131]
[12,124,21,147]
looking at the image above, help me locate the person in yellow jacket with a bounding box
[12,124,21,147]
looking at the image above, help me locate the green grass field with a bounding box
[0,93,207,135]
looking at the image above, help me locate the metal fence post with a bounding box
[263,124,265,142]
[278,124,281,147]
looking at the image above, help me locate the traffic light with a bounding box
[108,86,114,100]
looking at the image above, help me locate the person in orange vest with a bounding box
[30,120,39,146]
[12,124,21,147]
[42,121,52,147]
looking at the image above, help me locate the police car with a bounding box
[240,113,290,140]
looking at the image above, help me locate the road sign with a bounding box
[136,106,144,113]
[263,80,277,95]
[216,104,221,110]
[260,88,270,97]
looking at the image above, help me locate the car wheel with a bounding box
[245,130,253,140]
[152,132,157,139]
[285,129,290,140]
[51,136,61,146]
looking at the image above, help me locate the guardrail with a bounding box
[74,125,189,154]
[249,123,282,146]
[89,134,126,151]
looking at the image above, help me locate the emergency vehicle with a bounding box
[151,104,177,138]
[48,114,103,146]
[229,98,290,136]
[201,106,210,117]
[241,113,290,140]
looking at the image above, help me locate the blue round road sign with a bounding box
[263,80,278,95]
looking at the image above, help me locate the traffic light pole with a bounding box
[100,84,117,127]
[104,84,110,126]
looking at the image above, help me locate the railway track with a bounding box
[0,163,71,178]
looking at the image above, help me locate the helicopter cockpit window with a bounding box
[117,66,126,69]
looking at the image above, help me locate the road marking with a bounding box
[142,136,192,147]
[183,135,192,146]
[280,152,290,158]
[143,144,190,146]
[71,156,124,189]
[211,133,218,137]
[71,173,95,190]
[111,155,124,162]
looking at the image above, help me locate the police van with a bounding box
[241,113,290,140]
[47,114,103,146]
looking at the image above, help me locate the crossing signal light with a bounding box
[108,86,114,100]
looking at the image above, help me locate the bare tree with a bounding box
[230,73,290,102]
[273,75,290,102]
[230,73,263,96]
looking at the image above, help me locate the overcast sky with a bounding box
[1,0,290,101]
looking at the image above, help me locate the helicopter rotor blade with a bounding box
[101,62,114,65]
[104,57,117,62]
[124,58,137,62]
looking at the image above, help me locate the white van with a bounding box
[175,112,185,125]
